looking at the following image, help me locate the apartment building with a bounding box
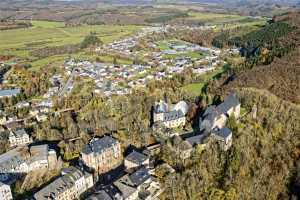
[81,136,122,174]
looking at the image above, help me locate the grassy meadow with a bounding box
[0,20,143,70]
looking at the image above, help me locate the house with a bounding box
[81,136,123,174]
[199,93,240,133]
[212,127,232,151]
[0,182,12,200]
[36,113,48,122]
[153,100,189,129]
[124,151,149,171]
[113,167,161,200]
[86,190,113,200]
[8,129,32,147]
[15,101,30,109]
[34,166,93,200]
[0,89,20,99]
[0,145,57,183]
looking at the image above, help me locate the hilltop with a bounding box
[209,12,300,104]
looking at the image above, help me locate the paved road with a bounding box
[58,69,76,96]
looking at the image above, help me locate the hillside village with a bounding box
[0,86,241,199]
[0,1,299,199]
[0,24,237,128]
[0,20,242,200]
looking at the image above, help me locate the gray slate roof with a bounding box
[82,136,119,155]
[217,93,240,114]
[34,167,85,200]
[10,129,28,138]
[185,134,206,146]
[125,151,148,165]
[0,147,27,173]
[212,127,232,140]
[163,110,184,122]
[86,190,112,200]
[129,167,151,186]
[0,89,20,98]
[114,175,137,199]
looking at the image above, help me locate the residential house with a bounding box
[113,167,161,200]
[211,127,232,151]
[153,100,189,129]
[124,151,149,171]
[81,136,122,174]
[0,182,12,200]
[8,129,32,147]
[34,166,93,200]
[0,145,57,183]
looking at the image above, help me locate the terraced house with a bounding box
[34,166,93,200]
[8,129,32,147]
[81,136,122,174]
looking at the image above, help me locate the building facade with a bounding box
[0,145,57,182]
[153,100,189,129]
[9,129,32,147]
[81,136,122,174]
[0,182,13,200]
[34,167,93,200]
[124,151,149,171]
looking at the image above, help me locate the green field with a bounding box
[187,12,250,25]
[182,66,227,96]
[0,20,142,70]
[0,21,142,57]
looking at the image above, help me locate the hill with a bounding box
[209,12,300,104]
[160,12,300,200]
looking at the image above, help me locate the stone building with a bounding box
[81,136,122,174]
[124,151,149,171]
[0,182,12,200]
[113,167,161,200]
[34,166,93,200]
[153,100,189,129]
[198,93,240,151]
[8,129,32,147]
[199,93,240,133]
[0,145,57,183]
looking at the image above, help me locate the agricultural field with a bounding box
[0,20,143,69]
[187,12,247,24]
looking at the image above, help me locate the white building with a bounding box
[124,151,149,171]
[9,129,32,147]
[0,182,12,200]
[153,100,189,129]
[0,145,57,182]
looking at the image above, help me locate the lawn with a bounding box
[182,66,226,96]
[182,82,205,96]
